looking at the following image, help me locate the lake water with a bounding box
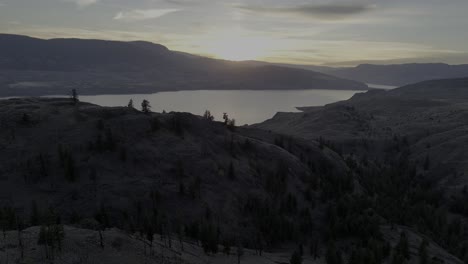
[367,83,398,90]
[78,89,364,125]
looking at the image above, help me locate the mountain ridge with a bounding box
[326,63,468,86]
[0,34,367,97]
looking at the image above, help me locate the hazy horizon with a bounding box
[1,0,468,66]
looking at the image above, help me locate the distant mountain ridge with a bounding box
[326,63,468,86]
[0,34,367,96]
[0,34,177,71]
[240,60,468,87]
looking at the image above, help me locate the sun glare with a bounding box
[202,31,272,61]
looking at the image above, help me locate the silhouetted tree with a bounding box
[227,119,236,129]
[203,110,214,121]
[151,117,161,131]
[64,153,77,182]
[223,241,231,255]
[128,99,134,108]
[325,243,343,264]
[290,250,302,264]
[141,99,151,114]
[237,240,244,264]
[38,225,49,258]
[145,222,154,255]
[222,113,236,130]
[424,155,430,171]
[310,239,319,260]
[96,119,104,130]
[178,225,185,252]
[94,206,109,249]
[71,89,79,104]
[22,113,30,124]
[419,238,429,264]
[170,113,184,137]
[30,201,40,226]
[395,231,410,260]
[201,222,218,254]
[37,212,65,261]
[223,113,229,124]
[228,162,236,180]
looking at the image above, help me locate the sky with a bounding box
[1,0,468,66]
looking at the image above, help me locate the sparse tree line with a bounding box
[268,133,468,264]
[126,95,236,129]
[322,137,468,264]
[0,205,65,262]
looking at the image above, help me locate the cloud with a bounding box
[63,0,99,8]
[236,2,376,20]
[114,9,180,22]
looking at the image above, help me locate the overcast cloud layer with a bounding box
[1,0,467,65]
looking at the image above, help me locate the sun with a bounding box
[208,38,268,61]
[202,30,272,61]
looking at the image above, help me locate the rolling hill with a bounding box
[254,77,468,263]
[1,97,463,263]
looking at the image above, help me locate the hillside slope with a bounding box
[0,225,462,264]
[0,97,347,248]
[256,78,468,188]
[0,97,464,263]
[255,78,468,262]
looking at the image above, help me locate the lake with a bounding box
[367,83,398,90]
[78,89,364,125]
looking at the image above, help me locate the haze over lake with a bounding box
[78,89,363,125]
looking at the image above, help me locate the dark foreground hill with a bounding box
[255,77,468,263]
[0,34,367,97]
[0,97,463,263]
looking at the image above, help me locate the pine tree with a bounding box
[30,201,40,226]
[128,99,134,108]
[223,241,231,255]
[203,110,214,121]
[419,238,429,264]
[326,243,343,264]
[237,241,244,264]
[395,231,410,260]
[141,99,151,114]
[71,89,79,104]
[400,232,410,259]
[38,225,49,259]
[228,162,236,180]
[54,224,65,252]
[290,250,302,264]
[22,113,30,124]
[223,113,229,125]
[145,222,154,255]
[423,155,430,171]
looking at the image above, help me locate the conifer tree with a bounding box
[141,99,151,114]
